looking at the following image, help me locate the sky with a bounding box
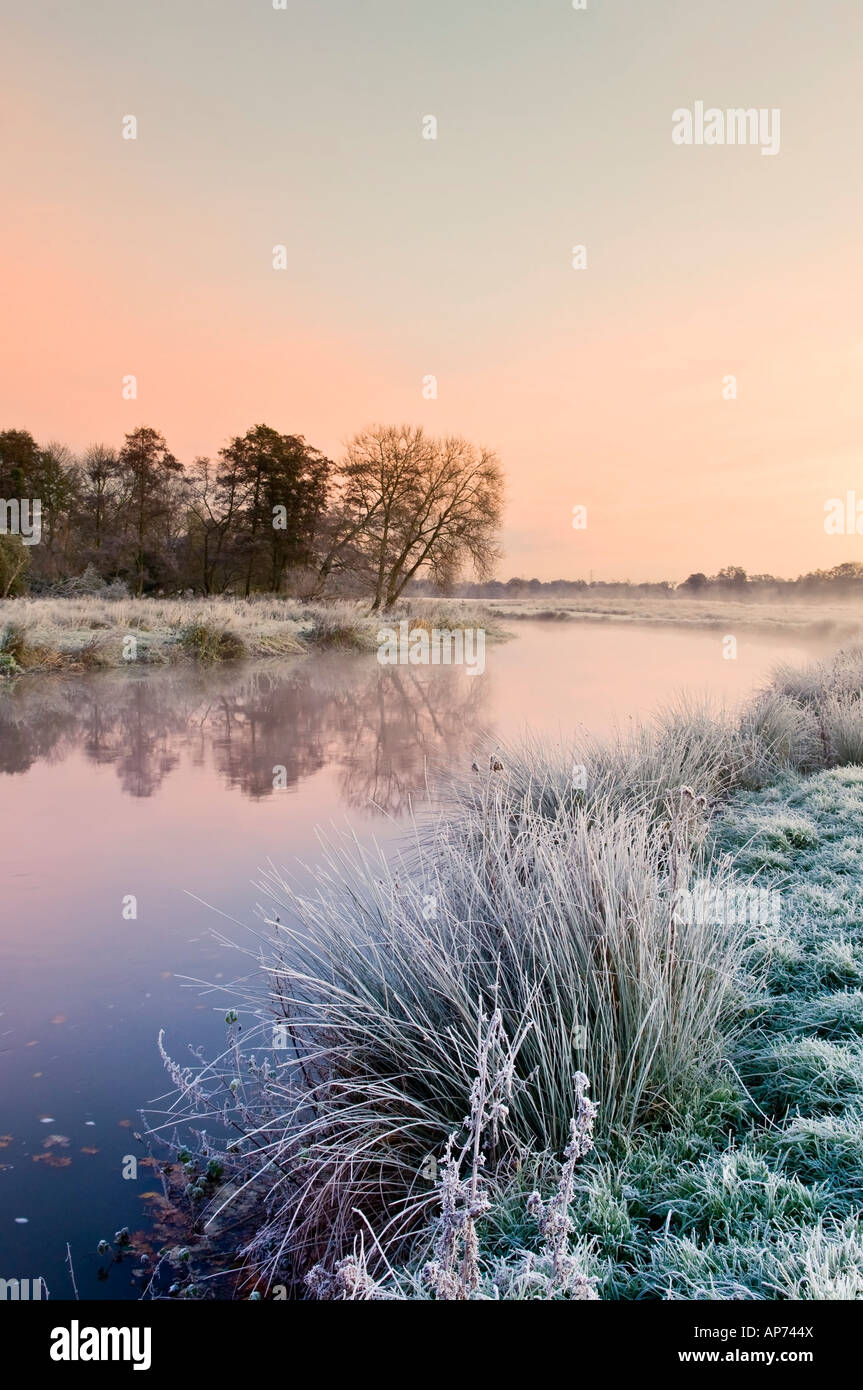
[2,0,863,582]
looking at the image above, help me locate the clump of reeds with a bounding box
[0,619,46,675]
[301,601,381,650]
[0,621,27,675]
[151,773,754,1287]
[178,620,246,663]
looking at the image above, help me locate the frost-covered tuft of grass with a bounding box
[179,620,247,663]
[148,646,863,1298]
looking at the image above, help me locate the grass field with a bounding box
[436,593,863,640]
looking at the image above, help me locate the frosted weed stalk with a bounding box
[420,1004,529,1300]
[417,1056,600,1301]
[303,1013,600,1301]
[524,1072,599,1298]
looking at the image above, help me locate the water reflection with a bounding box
[0,653,489,814]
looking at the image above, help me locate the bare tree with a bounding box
[186,456,242,594]
[314,424,427,602]
[80,444,121,555]
[321,425,504,609]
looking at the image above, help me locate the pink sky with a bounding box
[3,0,863,581]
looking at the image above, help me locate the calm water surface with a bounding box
[0,620,838,1297]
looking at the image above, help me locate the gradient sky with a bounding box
[3,0,863,581]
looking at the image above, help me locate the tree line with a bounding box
[0,423,504,605]
[420,564,863,600]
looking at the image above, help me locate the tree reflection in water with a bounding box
[0,653,490,815]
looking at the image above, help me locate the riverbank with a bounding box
[150,644,863,1299]
[0,596,507,678]
[378,762,863,1300]
[3,592,858,683]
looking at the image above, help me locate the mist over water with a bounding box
[0,621,838,1297]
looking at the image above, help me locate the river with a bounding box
[0,619,838,1298]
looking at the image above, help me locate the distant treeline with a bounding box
[0,424,503,607]
[411,564,863,601]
